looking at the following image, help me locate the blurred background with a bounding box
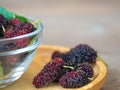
[0,0,120,89]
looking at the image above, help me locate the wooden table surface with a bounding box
[0,0,120,89]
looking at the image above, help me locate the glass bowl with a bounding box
[0,19,43,88]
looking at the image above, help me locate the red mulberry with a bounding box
[33,58,64,88]
[15,38,30,49]
[4,26,15,38]
[77,63,94,78]
[18,22,35,34]
[10,18,21,26]
[59,70,89,88]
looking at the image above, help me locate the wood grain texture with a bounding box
[2,45,107,90]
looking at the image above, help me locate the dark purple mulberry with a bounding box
[32,58,64,88]
[62,52,78,68]
[70,44,97,63]
[59,70,89,88]
[0,14,9,28]
[0,14,9,38]
[77,63,93,78]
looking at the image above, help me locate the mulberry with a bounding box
[53,67,72,82]
[4,43,16,51]
[62,52,78,68]
[6,54,21,65]
[70,44,97,63]
[0,14,9,38]
[59,70,89,88]
[77,63,93,78]
[15,29,27,36]
[15,38,30,49]
[4,26,15,38]
[33,58,64,88]
[18,22,35,34]
[0,14,9,28]
[10,18,21,26]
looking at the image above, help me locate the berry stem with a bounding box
[88,77,94,81]
[1,25,6,32]
[63,65,74,70]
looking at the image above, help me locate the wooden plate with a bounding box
[2,45,107,90]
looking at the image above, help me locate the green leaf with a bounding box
[31,20,41,28]
[0,7,14,20]
[0,62,4,79]
[15,14,29,23]
[28,36,36,46]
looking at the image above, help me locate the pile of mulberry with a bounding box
[50,44,97,84]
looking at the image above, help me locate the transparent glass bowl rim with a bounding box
[0,17,43,42]
[0,17,43,56]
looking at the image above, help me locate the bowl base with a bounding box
[0,82,13,88]
[0,74,21,88]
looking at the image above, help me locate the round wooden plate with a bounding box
[2,45,107,90]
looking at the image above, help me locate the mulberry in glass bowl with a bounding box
[0,10,43,87]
